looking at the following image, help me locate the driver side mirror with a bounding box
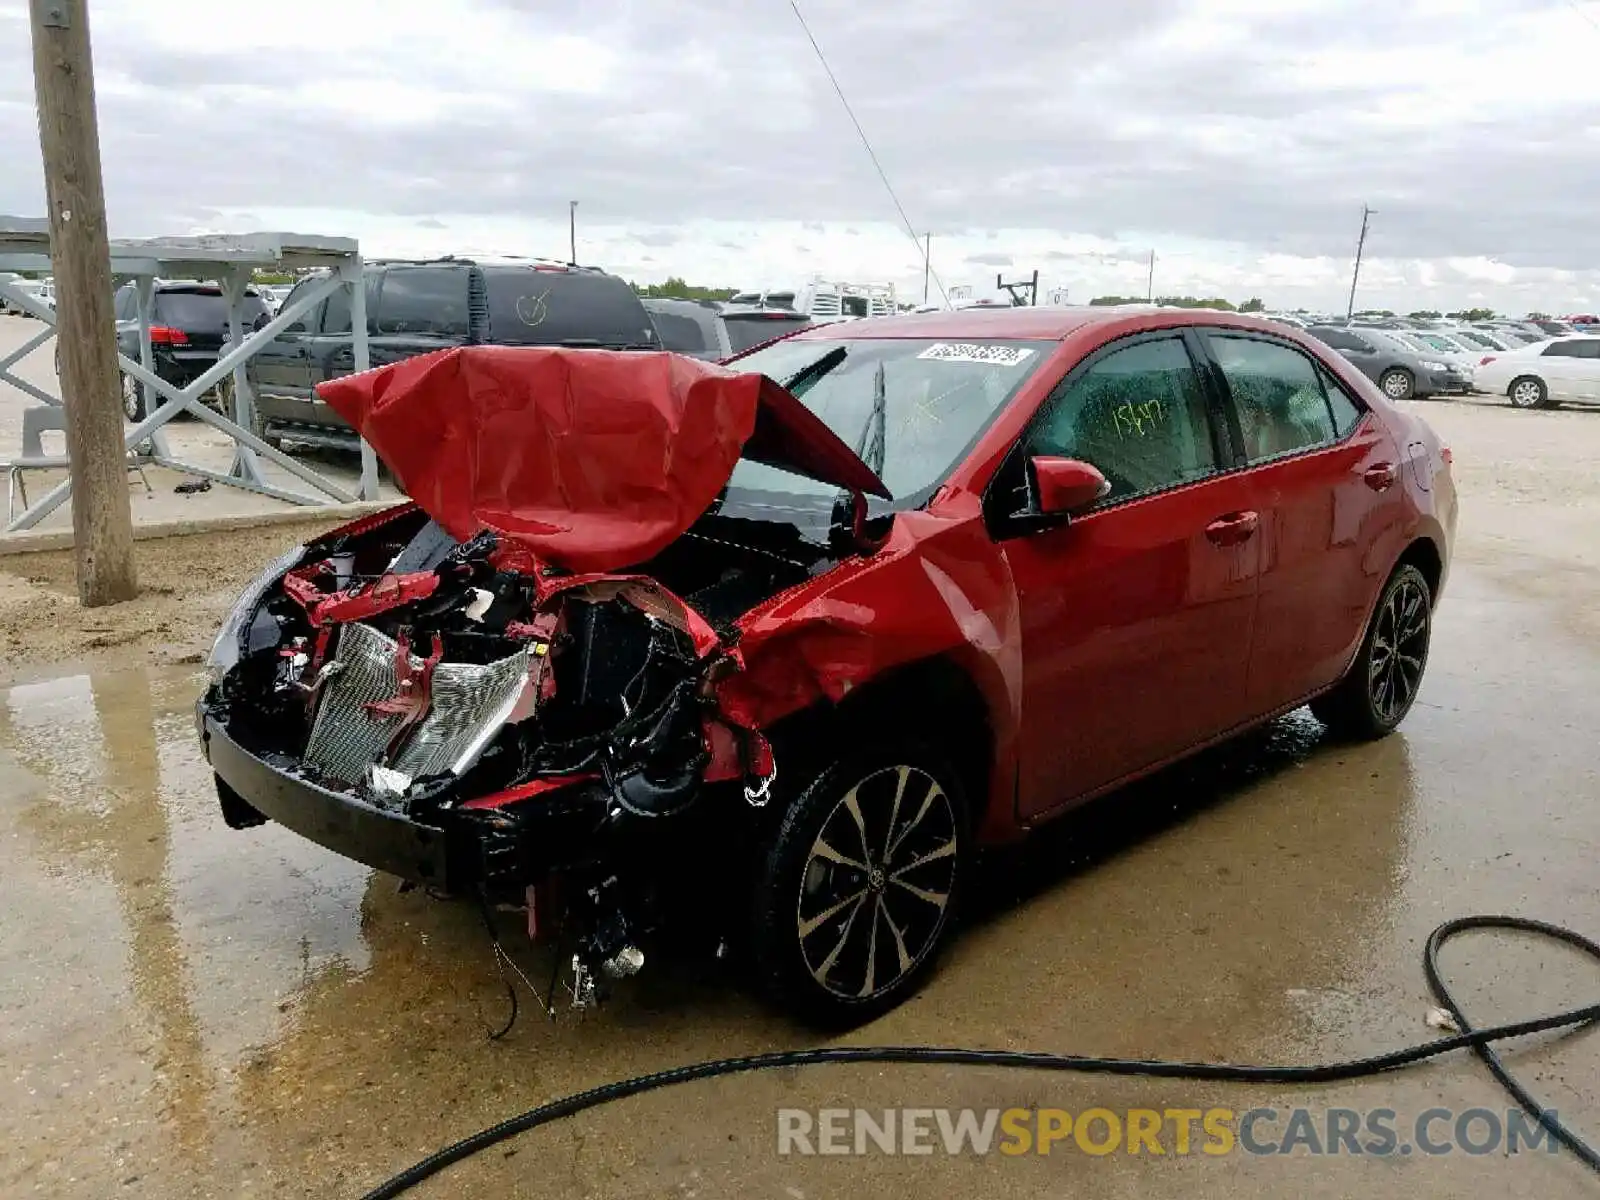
[1030,456,1110,518]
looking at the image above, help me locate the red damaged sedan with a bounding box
[197,308,1456,1024]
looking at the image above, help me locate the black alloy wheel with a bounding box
[752,742,967,1026]
[1311,563,1432,739]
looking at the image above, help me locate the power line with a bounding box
[788,0,950,309]
[1564,0,1599,30]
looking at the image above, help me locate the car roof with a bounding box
[641,297,721,313]
[787,305,1295,342]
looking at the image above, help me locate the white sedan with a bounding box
[1474,336,1600,409]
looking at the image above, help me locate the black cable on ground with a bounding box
[360,915,1600,1199]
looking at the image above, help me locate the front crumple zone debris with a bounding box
[198,345,910,1012]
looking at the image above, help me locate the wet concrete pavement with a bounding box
[3,405,1599,1198]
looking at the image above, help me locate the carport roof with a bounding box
[0,216,359,276]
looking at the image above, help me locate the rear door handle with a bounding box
[1364,462,1398,491]
[1205,510,1259,546]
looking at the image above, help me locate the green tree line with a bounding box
[1088,295,1266,312]
[630,276,739,302]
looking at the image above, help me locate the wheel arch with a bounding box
[761,653,1006,843]
[1395,534,1444,607]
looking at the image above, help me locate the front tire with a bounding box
[1507,375,1549,409]
[1311,563,1432,740]
[1379,368,1415,400]
[751,740,968,1027]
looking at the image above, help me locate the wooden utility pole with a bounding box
[569,200,578,265]
[922,232,931,306]
[30,0,137,605]
[1346,204,1374,321]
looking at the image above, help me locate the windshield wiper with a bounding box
[779,345,847,396]
[853,360,887,477]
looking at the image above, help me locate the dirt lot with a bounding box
[0,514,375,686]
[1,396,1598,1199]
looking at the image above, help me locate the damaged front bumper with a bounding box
[198,704,451,885]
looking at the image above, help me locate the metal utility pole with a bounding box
[29,0,138,605]
[1346,204,1374,321]
[1147,249,1155,302]
[997,270,1039,307]
[569,200,578,264]
[922,232,931,306]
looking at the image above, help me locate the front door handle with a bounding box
[1364,462,1398,491]
[1205,510,1259,546]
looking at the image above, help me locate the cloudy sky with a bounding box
[2,0,1598,313]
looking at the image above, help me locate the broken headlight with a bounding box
[207,546,306,685]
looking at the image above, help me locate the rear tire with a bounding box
[121,373,146,422]
[751,737,968,1027]
[1507,375,1549,410]
[1379,368,1415,400]
[1311,563,1432,740]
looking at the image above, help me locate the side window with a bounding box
[320,273,379,336]
[1312,328,1362,352]
[1541,342,1578,358]
[1569,340,1600,359]
[373,266,469,336]
[1027,336,1216,504]
[649,310,709,354]
[113,286,136,321]
[1318,365,1365,437]
[322,283,351,335]
[280,279,321,333]
[1209,335,1338,462]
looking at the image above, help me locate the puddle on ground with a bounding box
[0,565,1596,1198]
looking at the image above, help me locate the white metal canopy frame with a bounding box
[0,217,380,532]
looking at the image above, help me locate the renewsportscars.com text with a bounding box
[776,1106,1560,1158]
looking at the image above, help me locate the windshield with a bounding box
[1416,334,1460,353]
[154,290,270,330]
[726,337,1050,500]
[723,312,813,353]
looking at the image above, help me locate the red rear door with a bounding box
[1197,331,1407,713]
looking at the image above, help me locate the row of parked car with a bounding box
[18,258,1599,439]
[1270,315,1600,410]
[71,260,814,436]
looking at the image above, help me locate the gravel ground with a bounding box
[0,514,368,686]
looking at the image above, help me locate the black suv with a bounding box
[102,281,271,420]
[247,258,659,448]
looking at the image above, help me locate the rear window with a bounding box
[722,312,813,353]
[154,290,269,330]
[649,309,712,354]
[485,269,657,349]
[374,266,469,336]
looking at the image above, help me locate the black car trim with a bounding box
[199,708,449,885]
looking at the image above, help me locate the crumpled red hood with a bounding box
[316,346,889,573]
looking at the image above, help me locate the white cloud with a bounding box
[2,0,1599,314]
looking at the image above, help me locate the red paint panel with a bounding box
[314,346,887,574]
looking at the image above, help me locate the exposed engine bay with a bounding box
[197,344,910,1015]
[201,502,839,1009]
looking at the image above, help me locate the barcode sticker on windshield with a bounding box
[917,343,1035,366]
